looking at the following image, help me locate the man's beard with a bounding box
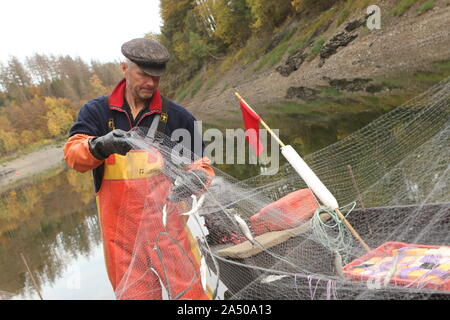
[135,87,154,100]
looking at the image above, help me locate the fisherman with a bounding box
[64,38,214,300]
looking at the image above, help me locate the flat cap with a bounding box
[121,38,170,76]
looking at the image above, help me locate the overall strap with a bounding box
[104,95,169,135]
[105,96,116,133]
[156,96,169,135]
[150,96,169,143]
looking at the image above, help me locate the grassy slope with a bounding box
[173,0,448,129]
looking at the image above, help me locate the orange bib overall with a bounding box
[96,149,210,300]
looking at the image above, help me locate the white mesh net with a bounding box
[106,76,449,300]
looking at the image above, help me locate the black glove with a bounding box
[89,129,133,160]
[167,169,209,202]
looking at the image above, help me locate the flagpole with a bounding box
[235,93,285,148]
[235,92,371,253]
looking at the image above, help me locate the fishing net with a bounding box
[109,76,449,300]
[0,290,14,300]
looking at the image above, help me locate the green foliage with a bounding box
[292,0,336,13]
[219,55,235,73]
[211,0,253,47]
[381,78,405,89]
[392,0,420,16]
[321,88,343,97]
[251,27,299,71]
[205,76,219,91]
[160,0,194,39]
[221,83,230,93]
[308,39,326,60]
[190,74,203,98]
[334,0,372,27]
[434,60,450,68]
[351,0,372,10]
[414,71,450,83]
[246,0,294,31]
[158,0,343,94]
[253,41,290,71]
[173,30,211,70]
[220,36,266,73]
[417,0,435,14]
[176,85,190,102]
[160,0,223,94]
[337,8,351,27]
[249,3,338,73]
[189,31,213,60]
[287,40,305,56]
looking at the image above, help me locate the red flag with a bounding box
[239,99,264,156]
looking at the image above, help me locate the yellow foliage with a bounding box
[247,0,265,30]
[247,0,293,31]
[174,43,188,62]
[144,32,161,41]
[205,0,252,47]
[20,130,36,145]
[89,74,108,96]
[3,190,24,221]
[0,129,20,154]
[291,0,337,14]
[66,170,94,205]
[291,0,302,11]
[21,187,42,216]
[219,55,235,73]
[44,97,74,137]
[0,115,13,131]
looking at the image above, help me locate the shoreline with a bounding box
[0,144,65,189]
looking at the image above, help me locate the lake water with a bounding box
[0,105,386,300]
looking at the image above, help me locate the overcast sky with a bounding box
[0,0,162,64]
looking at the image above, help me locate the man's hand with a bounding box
[167,169,209,202]
[89,129,133,160]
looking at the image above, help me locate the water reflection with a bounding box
[216,108,385,180]
[0,167,114,299]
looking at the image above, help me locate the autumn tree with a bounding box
[89,74,108,97]
[90,60,122,87]
[0,57,32,102]
[291,0,336,13]
[246,0,294,32]
[160,0,196,42]
[159,0,221,94]
[26,54,52,84]
[44,97,74,138]
[0,129,19,155]
[195,0,217,36]
[162,1,213,71]
[0,54,122,156]
[209,0,253,47]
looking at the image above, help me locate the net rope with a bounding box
[109,76,449,300]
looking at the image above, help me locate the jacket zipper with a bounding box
[110,108,161,130]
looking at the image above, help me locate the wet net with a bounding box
[109,76,449,300]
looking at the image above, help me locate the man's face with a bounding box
[122,62,160,101]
